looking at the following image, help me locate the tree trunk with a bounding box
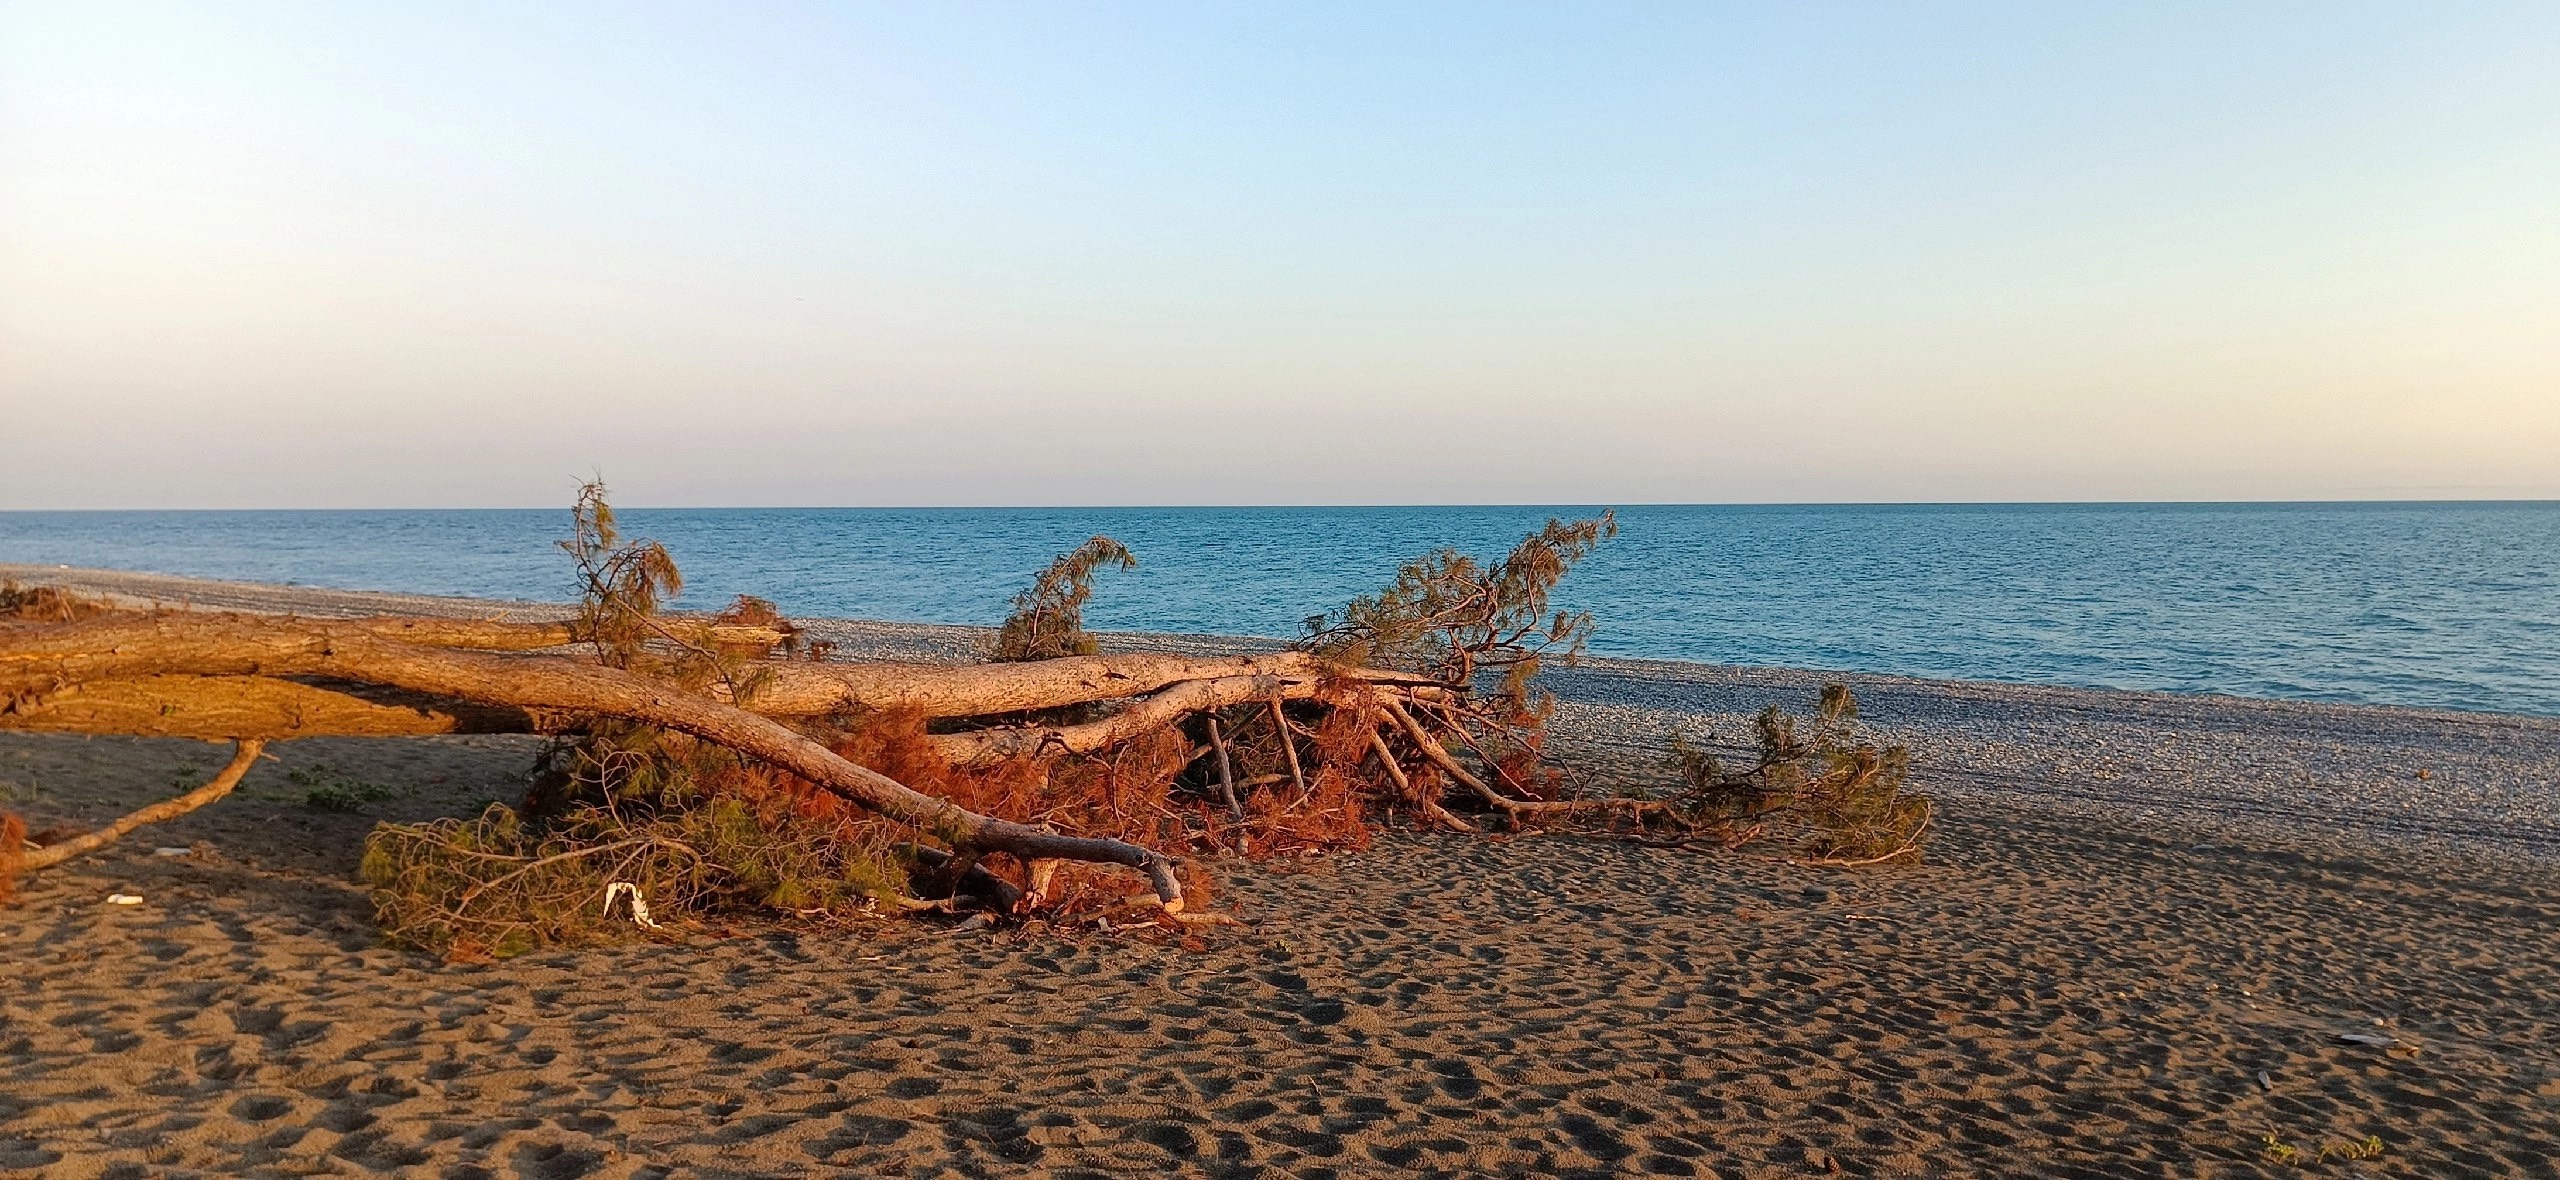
[1,674,554,739]
[2,613,1425,723]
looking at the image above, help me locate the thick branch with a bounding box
[1367,728,1475,834]
[21,739,265,871]
[1206,715,1243,821]
[251,615,789,653]
[1381,697,1675,824]
[740,649,1430,717]
[930,674,1294,766]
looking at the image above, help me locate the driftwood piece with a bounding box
[929,673,1295,766]
[0,611,1427,731]
[296,615,789,653]
[20,739,265,871]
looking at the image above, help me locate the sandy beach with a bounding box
[4,569,2557,1177]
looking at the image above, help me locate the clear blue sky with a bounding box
[3,2,2554,507]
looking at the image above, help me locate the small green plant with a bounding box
[990,536,1137,662]
[290,765,412,813]
[1669,684,1930,864]
[2263,1135,2303,1165]
[2319,1135,2384,1162]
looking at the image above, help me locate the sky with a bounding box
[2,2,2555,509]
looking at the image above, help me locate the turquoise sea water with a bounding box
[3,503,2555,717]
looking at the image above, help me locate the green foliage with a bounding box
[678,795,910,913]
[1672,684,1931,864]
[361,797,911,960]
[362,804,699,960]
[1303,511,1616,698]
[560,479,683,671]
[990,536,1137,662]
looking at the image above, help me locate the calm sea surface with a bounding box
[4,503,2555,717]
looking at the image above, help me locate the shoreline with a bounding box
[11,563,2558,863]
[11,560,2555,726]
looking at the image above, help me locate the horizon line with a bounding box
[6,496,2558,514]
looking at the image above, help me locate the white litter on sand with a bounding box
[603,881,658,929]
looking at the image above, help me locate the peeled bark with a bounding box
[1,674,553,739]
[738,649,1415,717]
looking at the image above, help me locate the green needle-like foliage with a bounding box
[1302,511,1617,693]
[560,479,682,671]
[1671,685,1930,864]
[991,536,1137,662]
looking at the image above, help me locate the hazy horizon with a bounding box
[6,2,2556,510]
[5,497,2559,514]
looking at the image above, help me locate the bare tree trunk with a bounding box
[2,613,1428,724]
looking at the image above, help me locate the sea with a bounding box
[3,502,2555,717]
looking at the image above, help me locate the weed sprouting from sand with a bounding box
[290,765,413,812]
[989,536,1136,662]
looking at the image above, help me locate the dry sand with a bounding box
[4,569,2557,1178]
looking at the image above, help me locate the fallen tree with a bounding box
[0,486,1929,954]
[0,610,1194,911]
